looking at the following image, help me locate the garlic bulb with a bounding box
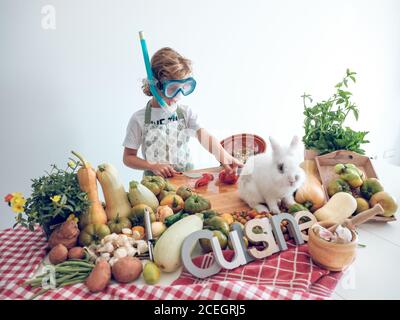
[98,241,114,253]
[136,240,148,254]
[100,252,111,261]
[114,247,128,259]
[335,225,353,244]
[126,246,137,257]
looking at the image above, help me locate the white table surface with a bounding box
[34,159,400,299]
[332,160,400,300]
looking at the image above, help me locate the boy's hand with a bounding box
[222,157,244,175]
[149,163,178,178]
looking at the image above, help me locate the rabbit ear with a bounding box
[289,135,300,151]
[269,137,282,155]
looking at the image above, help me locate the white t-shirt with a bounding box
[123,103,201,150]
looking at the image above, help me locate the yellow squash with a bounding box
[71,151,107,228]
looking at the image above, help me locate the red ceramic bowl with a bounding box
[220,134,267,163]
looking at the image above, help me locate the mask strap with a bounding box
[139,31,173,116]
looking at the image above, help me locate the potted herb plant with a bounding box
[302,69,369,159]
[8,162,90,237]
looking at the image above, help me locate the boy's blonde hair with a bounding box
[142,47,192,96]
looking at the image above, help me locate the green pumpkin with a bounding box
[184,194,211,214]
[201,209,219,224]
[158,190,176,202]
[107,214,132,234]
[79,224,111,246]
[176,185,194,200]
[360,178,384,200]
[204,216,230,236]
[129,204,156,226]
[141,176,166,195]
[164,182,177,192]
[199,230,227,253]
[327,178,351,197]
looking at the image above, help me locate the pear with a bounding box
[355,197,370,214]
[370,191,398,217]
[340,168,363,188]
[334,163,346,174]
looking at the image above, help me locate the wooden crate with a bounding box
[315,150,396,222]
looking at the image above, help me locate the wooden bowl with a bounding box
[308,221,357,272]
[220,134,266,163]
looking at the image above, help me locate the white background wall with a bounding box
[1,0,399,230]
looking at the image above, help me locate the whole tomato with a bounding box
[219,170,239,185]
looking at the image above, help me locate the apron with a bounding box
[142,102,194,176]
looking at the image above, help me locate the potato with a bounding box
[49,244,68,265]
[112,256,143,283]
[85,259,111,293]
[68,247,85,260]
[48,220,80,249]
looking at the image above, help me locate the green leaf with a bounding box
[61,194,67,205]
[64,205,74,212]
[352,108,359,120]
[336,98,345,104]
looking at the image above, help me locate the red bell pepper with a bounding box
[218,169,239,185]
[194,173,214,188]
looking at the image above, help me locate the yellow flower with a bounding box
[50,195,61,203]
[12,192,24,198]
[10,195,26,207]
[11,203,25,213]
[9,192,26,213]
[67,214,79,223]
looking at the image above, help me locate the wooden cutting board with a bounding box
[167,167,250,213]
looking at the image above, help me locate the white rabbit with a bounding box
[238,136,305,214]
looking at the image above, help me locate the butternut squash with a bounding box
[96,163,131,220]
[71,151,107,228]
[295,174,326,211]
[314,192,357,224]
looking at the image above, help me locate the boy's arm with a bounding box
[123,148,177,178]
[123,148,152,171]
[196,128,243,173]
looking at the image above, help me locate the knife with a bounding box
[144,207,155,261]
[181,167,243,179]
[181,172,203,179]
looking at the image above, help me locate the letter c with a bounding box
[181,230,222,279]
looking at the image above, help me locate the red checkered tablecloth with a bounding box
[0,226,342,300]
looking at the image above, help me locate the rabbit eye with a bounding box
[277,163,284,173]
[295,174,300,181]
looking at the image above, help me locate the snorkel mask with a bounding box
[159,77,196,99]
[139,31,196,114]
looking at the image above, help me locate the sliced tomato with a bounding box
[219,170,239,185]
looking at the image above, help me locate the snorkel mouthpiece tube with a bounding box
[139,31,172,115]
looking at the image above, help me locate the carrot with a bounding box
[71,151,107,228]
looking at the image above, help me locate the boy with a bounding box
[123,47,242,177]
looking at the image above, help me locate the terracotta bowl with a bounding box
[308,221,357,272]
[220,134,266,163]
